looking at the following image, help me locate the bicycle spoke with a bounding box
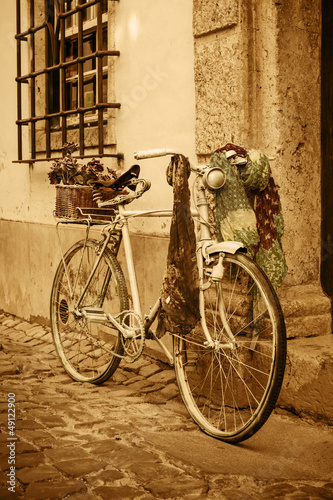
[174,252,286,443]
[51,239,129,383]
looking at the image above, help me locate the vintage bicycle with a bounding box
[50,148,286,444]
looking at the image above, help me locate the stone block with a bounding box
[29,329,49,339]
[285,314,332,339]
[123,375,144,386]
[139,363,162,378]
[143,393,166,405]
[279,335,333,423]
[279,284,331,318]
[45,446,90,462]
[0,486,24,499]
[15,440,38,453]
[25,326,45,336]
[12,331,30,342]
[14,321,36,331]
[16,419,45,431]
[159,383,179,401]
[140,383,164,394]
[279,284,332,338]
[15,452,46,468]
[193,0,239,37]
[25,479,86,499]
[194,34,247,155]
[93,485,142,500]
[103,446,160,470]
[55,458,108,477]
[37,415,67,428]
[73,419,105,431]
[122,357,150,374]
[130,461,182,483]
[85,439,125,456]
[2,319,21,328]
[145,474,208,498]
[15,430,54,449]
[0,364,18,376]
[16,465,61,484]
[23,338,44,347]
[125,379,155,392]
[85,468,125,486]
[112,371,128,384]
[147,370,176,385]
[39,344,56,354]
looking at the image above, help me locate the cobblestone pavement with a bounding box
[0,311,332,499]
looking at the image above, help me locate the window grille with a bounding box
[15,0,121,163]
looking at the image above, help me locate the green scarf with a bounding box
[213,150,288,289]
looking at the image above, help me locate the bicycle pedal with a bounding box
[82,307,108,323]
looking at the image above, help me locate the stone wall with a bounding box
[193,0,331,337]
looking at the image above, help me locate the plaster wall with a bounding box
[114,0,196,236]
[0,219,168,325]
[0,0,195,323]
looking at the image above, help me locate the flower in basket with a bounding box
[48,142,119,187]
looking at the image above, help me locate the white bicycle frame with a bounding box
[108,172,244,364]
[56,153,245,365]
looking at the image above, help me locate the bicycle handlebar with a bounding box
[134,148,177,160]
[134,148,276,163]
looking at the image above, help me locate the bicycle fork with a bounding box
[195,181,237,351]
[197,247,236,351]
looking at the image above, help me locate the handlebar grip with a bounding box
[134,148,177,160]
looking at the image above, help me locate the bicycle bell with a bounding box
[202,167,226,190]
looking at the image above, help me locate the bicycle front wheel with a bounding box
[50,239,129,384]
[174,252,286,443]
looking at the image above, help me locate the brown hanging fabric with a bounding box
[156,154,200,338]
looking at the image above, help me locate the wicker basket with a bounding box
[55,185,117,222]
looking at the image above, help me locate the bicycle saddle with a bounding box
[94,164,141,191]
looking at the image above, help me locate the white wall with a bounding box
[115,0,196,235]
[0,0,196,234]
[0,0,196,321]
[0,1,31,223]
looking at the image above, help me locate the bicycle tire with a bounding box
[173,251,286,443]
[50,239,129,384]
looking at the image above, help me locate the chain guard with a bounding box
[119,310,145,362]
[78,310,145,363]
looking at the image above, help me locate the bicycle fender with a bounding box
[205,241,246,256]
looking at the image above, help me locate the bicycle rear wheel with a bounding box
[50,239,129,383]
[173,252,286,443]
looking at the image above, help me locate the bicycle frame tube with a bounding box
[117,205,179,319]
[117,199,219,348]
[72,177,234,350]
[75,230,113,308]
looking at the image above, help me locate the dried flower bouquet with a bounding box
[48,142,118,187]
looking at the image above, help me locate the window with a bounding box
[15,0,121,163]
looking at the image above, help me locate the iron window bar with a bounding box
[15,0,121,164]
[16,52,120,83]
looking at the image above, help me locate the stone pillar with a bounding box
[193,0,331,338]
